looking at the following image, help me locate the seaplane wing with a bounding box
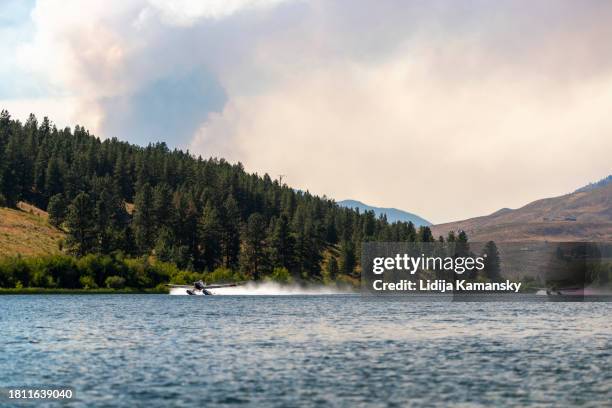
[203,282,247,289]
[166,284,194,288]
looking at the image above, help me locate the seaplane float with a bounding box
[167,280,245,295]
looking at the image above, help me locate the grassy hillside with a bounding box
[0,203,65,256]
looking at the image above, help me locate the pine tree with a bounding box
[113,152,132,200]
[1,137,23,207]
[455,230,472,278]
[94,194,111,253]
[133,183,155,254]
[326,256,339,280]
[99,180,130,253]
[455,230,469,257]
[154,226,176,263]
[325,214,338,244]
[152,183,174,229]
[418,226,434,242]
[91,181,127,254]
[169,190,199,268]
[241,213,268,279]
[269,214,294,269]
[34,148,49,195]
[198,201,223,270]
[300,219,323,278]
[339,240,356,276]
[0,110,10,153]
[221,194,241,269]
[45,157,64,198]
[405,221,417,242]
[47,193,67,228]
[482,241,501,282]
[65,192,96,256]
[362,210,376,238]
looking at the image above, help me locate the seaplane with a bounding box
[166,280,245,295]
[536,286,606,298]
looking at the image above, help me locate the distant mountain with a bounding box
[431,180,612,242]
[338,200,431,227]
[575,175,612,193]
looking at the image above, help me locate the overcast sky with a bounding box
[1,0,611,223]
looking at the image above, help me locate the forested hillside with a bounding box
[0,110,447,287]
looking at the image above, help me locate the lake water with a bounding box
[1,294,611,407]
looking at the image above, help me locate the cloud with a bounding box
[145,0,290,25]
[100,69,226,146]
[190,54,612,223]
[3,0,612,222]
[189,0,612,222]
[8,0,294,139]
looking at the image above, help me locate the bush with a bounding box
[30,269,56,288]
[206,267,245,283]
[147,260,178,285]
[0,264,10,287]
[79,275,98,289]
[123,257,173,288]
[39,255,79,288]
[77,254,116,287]
[170,270,206,285]
[105,275,126,289]
[154,283,169,293]
[0,253,254,291]
[267,267,292,284]
[335,274,359,288]
[0,193,6,207]
[0,257,30,287]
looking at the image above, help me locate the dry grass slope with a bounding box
[431,184,612,241]
[0,202,66,257]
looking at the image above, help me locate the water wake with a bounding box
[169,281,352,296]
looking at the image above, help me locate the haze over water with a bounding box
[1,295,610,407]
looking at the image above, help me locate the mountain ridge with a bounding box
[338,199,431,227]
[575,174,612,193]
[431,181,612,242]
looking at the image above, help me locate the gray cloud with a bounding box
[3,0,612,222]
[100,69,226,146]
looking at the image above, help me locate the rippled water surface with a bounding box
[1,295,611,407]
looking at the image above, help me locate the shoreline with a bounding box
[0,282,358,295]
[0,288,168,295]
